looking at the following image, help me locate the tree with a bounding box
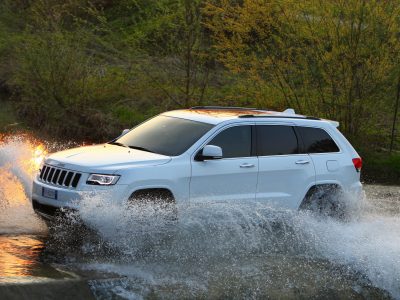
[11,0,121,139]
[204,0,400,144]
[116,0,215,108]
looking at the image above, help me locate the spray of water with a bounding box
[77,187,400,298]
[0,135,47,234]
[0,135,399,298]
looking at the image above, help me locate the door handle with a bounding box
[240,163,255,168]
[295,160,310,165]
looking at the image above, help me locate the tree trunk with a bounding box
[390,74,400,153]
[184,0,193,108]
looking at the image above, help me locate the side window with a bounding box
[298,127,340,153]
[208,126,252,158]
[256,125,299,156]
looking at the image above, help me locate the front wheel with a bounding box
[127,189,177,222]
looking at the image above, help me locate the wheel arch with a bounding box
[299,183,344,210]
[128,187,176,203]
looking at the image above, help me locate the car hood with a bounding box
[45,144,171,173]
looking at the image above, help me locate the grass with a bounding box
[361,150,400,184]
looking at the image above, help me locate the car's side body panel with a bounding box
[190,156,259,202]
[190,121,258,202]
[256,154,316,209]
[118,155,192,204]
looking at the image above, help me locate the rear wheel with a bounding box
[300,185,347,219]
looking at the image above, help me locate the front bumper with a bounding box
[31,177,129,220]
[32,199,76,220]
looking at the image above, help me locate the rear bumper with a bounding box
[348,181,363,200]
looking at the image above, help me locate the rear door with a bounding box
[297,126,349,188]
[256,124,316,209]
[190,124,258,202]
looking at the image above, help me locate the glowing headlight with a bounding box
[86,174,120,185]
[32,145,47,171]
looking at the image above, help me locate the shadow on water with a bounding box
[0,134,399,299]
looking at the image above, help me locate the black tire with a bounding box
[300,185,347,219]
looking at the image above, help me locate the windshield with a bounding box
[114,116,214,156]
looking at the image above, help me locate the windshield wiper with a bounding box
[108,141,127,148]
[128,145,155,153]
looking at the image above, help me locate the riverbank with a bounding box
[0,280,95,300]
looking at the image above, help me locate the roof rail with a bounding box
[238,115,321,120]
[190,106,262,110]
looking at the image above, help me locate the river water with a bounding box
[0,135,399,299]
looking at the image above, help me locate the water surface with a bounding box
[0,135,399,299]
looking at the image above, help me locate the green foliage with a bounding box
[361,150,400,184]
[204,0,400,142]
[0,101,21,131]
[13,28,119,139]
[0,0,399,182]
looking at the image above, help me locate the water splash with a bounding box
[0,135,399,298]
[76,192,400,299]
[0,134,83,234]
[0,135,47,234]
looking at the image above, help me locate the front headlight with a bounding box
[86,174,120,185]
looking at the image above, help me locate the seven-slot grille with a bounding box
[39,165,81,188]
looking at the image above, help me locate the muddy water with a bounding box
[0,135,399,299]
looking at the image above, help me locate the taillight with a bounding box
[352,157,362,172]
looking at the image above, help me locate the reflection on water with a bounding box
[0,236,44,276]
[0,235,44,280]
[0,235,73,283]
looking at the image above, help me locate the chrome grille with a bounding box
[39,165,82,188]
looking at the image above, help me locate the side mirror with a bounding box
[121,129,130,136]
[197,145,223,161]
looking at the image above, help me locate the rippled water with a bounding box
[0,135,399,299]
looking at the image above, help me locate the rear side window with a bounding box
[298,127,340,153]
[256,125,299,156]
[208,126,252,158]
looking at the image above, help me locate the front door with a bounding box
[190,124,258,202]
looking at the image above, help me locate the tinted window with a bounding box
[298,127,340,153]
[116,116,213,156]
[257,125,298,156]
[208,126,252,158]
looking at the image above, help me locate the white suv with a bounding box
[32,107,362,220]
